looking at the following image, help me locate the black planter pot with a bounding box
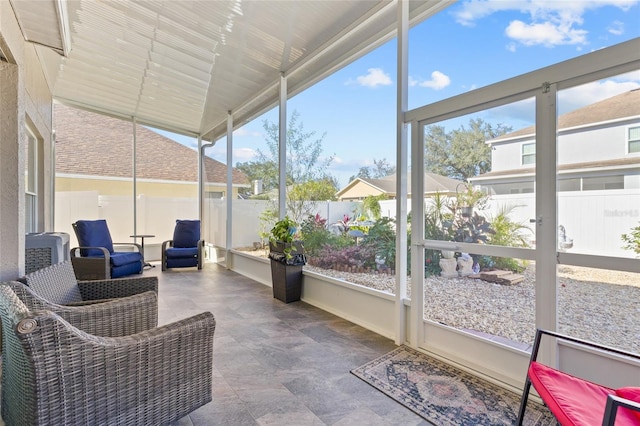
[269,241,305,303]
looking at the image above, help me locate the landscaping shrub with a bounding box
[485,206,532,273]
[311,244,376,270]
[621,222,640,256]
[361,217,396,270]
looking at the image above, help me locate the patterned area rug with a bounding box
[351,346,557,426]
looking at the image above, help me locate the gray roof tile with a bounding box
[54,104,249,185]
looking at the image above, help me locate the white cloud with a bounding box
[355,68,392,88]
[233,127,262,137]
[418,71,451,90]
[608,20,625,35]
[454,0,637,47]
[558,73,640,113]
[505,20,587,47]
[233,147,257,162]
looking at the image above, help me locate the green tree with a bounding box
[349,158,396,182]
[287,178,339,222]
[235,110,335,198]
[424,118,512,180]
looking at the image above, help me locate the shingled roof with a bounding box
[493,88,640,141]
[54,104,249,186]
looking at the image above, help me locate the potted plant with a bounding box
[268,216,306,303]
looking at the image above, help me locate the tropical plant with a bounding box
[362,194,386,220]
[269,216,302,260]
[621,222,640,256]
[258,209,277,248]
[482,205,533,272]
[361,217,396,270]
[299,214,334,256]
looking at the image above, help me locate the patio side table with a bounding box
[131,234,155,268]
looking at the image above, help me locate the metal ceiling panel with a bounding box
[9,0,68,54]
[34,0,453,138]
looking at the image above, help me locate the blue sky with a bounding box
[159,0,640,187]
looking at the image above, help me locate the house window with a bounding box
[522,143,535,165]
[25,126,38,233]
[629,126,640,153]
[558,178,580,192]
[582,175,624,190]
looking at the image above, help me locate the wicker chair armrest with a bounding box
[7,282,158,336]
[77,275,158,300]
[70,247,111,280]
[18,311,215,425]
[70,246,110,259]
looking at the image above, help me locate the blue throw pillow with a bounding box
[173,220,200,248]
[75,219,115,256]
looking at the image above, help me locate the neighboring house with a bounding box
[336,172,463,201]
[54,103,250,198]
[471,89,640,194]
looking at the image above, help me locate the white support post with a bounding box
[198,134,204,220]
[278,73,287,219]
[132,117,137,237]
[410,121,425,348]
[226,112,234,259]
[535,83,559,366]
[395,0,409,346]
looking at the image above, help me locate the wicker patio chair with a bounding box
[5,280,157,337]
[0,284,215,425]
[20,260,157,304]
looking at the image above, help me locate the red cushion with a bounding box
[529,361,612,425]
[615,387,640,422]
[529,362,639,426]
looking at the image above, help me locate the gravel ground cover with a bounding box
[242,249,640,354]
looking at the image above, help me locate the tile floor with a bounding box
[154,263,430,426]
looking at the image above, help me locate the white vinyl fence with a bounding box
[56,192,358,258]
[380,189,640,258]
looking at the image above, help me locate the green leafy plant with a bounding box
[362,217,396,270]
[269,216,303,259]
[485,205,533,272]
[621,222,640,256]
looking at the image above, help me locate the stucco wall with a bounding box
[0,3,54,279]
[56,176,239,198]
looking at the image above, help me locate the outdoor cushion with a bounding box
[615,387,640,422]
[75,219,115,256]
[529,361,639,425]
[110,251,143,267]
[172,220,200,248]
[166,247,199,259]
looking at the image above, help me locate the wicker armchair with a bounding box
[21,260,157,304]
[0,284,215,425]
[5,280,157,336]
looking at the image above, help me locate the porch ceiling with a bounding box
[27,0,452,139]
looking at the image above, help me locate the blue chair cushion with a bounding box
[166,247,199,259]
[75,220,114,256]
[110,251,143,267]
[173,220,200,248]
[166,257,198,269]
[111,261,142,278]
